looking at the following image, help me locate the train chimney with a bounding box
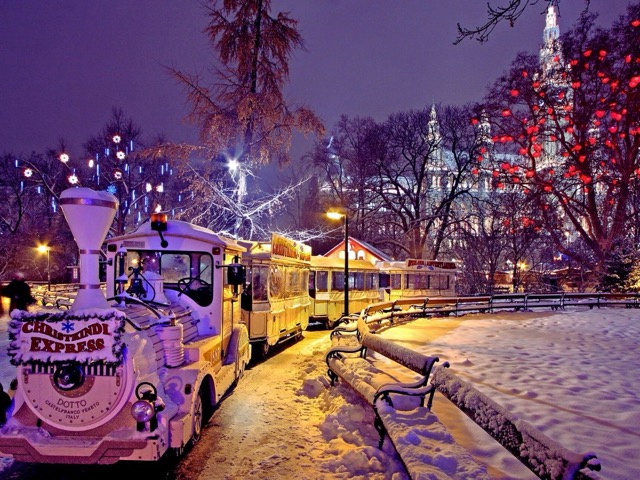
[59,188,118,310]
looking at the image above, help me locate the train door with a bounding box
[312,270,329,317]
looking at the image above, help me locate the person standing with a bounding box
[3,272,34,312]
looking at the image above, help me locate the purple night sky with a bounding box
[0,1,632,161]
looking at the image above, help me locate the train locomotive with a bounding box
[0,187,250,464]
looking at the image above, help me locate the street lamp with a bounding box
[327,209,349,317]
[37,245,51,291]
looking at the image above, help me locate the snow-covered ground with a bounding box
[376,307,639,480]
[0,305,637,479]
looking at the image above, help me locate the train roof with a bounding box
[107,219,245,252]
[238,238,311,264]
[376,260,459,272]
[311,256,378,270]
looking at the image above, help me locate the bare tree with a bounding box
[81,108,183,235]
[310,116,383,241]
[454,0,590,44]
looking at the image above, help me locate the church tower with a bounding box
[538,4,570,169]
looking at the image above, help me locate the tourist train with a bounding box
[240,238,457,350]
[0,188,250,464]
[0,187,456,465]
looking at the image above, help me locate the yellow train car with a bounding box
[239,234,311,358]
[377,259,457,301]
[309,256,381,328]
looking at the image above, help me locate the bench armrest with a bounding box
[374,382,437,409]
[330,322,359,339]
[373,362,449,410]
[325,344,366,362]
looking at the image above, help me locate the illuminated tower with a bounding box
[538,4,570,169]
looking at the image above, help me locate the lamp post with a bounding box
[327,210,349,317]
[37,245,51,291]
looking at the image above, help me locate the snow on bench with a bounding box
[329,315,368,348]
[325,333,492,479]
[377,404,490,479]
[325,332,443,408]
[432,366,601,480]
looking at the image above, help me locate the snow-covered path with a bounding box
[173,328,409,480]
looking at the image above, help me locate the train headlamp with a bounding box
[131,400,155,423]
[132,381,160,431]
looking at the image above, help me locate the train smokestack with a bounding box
[59,188,118,310]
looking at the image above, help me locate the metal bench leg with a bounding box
[374,414,386,449]
[327,369,338,386]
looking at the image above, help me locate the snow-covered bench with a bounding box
[324,334,493,479]
[377,405,490,479]
[432,366,601,480]
[329,315,368,348]
[325,331,444,409]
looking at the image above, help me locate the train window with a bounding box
[269,265,284,299]
[405,274,415,289]
[289,268,301,295]
[160,254,190,283]
[432,274,450,290]
[198,254,213,285]
[406,273,429,289]
[353,272,365,290]
[332,271,345,291]
[365,272,379,290]
[316,271,328,292]
[390,274,401,290]
[252,265,268,301]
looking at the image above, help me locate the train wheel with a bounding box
[236,359,246,380]
[259,341,270,359]
[192,389,204,443]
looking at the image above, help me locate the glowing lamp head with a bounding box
[150,212,168,232]
[24,168,33,178]
[326,211,345,221]
[228,158,239,171]
[116,151,126,160]
[112,135,121,144]
[59,153,70,163]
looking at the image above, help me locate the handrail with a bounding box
[360,291,640,328]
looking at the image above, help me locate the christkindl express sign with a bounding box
[271,233,311,262]
[8,310,125,365]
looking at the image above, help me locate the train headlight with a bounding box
[131,400,155,423]
[132,381,160,431]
